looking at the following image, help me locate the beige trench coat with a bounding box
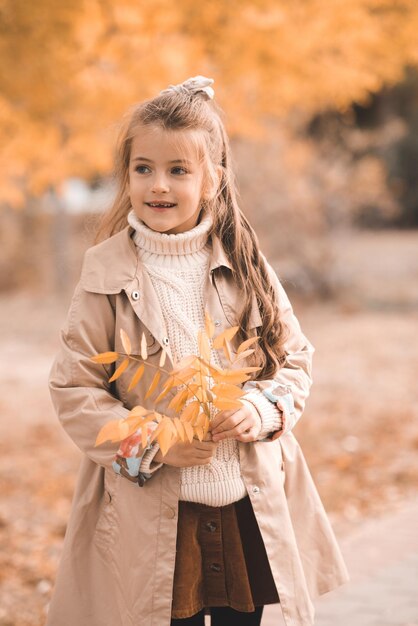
[47,224,349,626]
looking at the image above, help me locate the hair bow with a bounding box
[159,75,215,101]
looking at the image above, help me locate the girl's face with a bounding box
[127,124,207,235]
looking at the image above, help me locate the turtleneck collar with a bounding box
[127,208,213,269]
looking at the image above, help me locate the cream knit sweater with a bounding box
[127,208,282,506]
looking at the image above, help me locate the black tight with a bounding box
[171,605,264,626]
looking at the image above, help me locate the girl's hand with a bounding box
[153,434,218,468]
[210,403,262,443]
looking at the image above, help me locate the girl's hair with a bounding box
[94,87,288,380]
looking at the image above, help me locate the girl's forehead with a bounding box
[130,125,203,162]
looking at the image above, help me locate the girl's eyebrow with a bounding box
[132,156,193,164]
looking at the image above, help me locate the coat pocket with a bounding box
[94,467,120,550]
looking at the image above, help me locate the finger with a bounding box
[211,411,244,435]
[210,409,236,430]
[192,440,218,451]
[235,427,259,443]
[212,416,253,441]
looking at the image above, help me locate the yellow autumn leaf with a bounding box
[213,326,239,349]
[213,398,244,411]
[205,311,215,339]
[144,370,161,400]
[195,412,206,428]
[211,383,244,399]
[120,328,131,355]
[223,340,233,363]
[233,348,255,364]
[127,363,145,391]
[95,419,121,446]
[180,400,200,423]
[183,421,194,443]
[140,331,148,360]
[154,377,176,404]
[211,366,254,383]
[171,355,197,372]
[108,357,129,382]
[157,427,174,456]
[173,417,186,442]
[168,387,189,413]
[237,336,260,354]
[194,425,204,441]
[129,405,151,417]
[91,351,119,364]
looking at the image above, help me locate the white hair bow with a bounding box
[159,75,215,101]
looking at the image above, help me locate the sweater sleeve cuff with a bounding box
[139,442,163,475]
[241,389,283,440]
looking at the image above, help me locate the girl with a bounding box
[47,76,349,626]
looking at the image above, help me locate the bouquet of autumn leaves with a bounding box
[91,312,261,458]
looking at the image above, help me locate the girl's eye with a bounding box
[172,166,188,175]
[135,165,150,174]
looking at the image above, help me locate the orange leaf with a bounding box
[108,357,129,382]
[233,348,255,364]
[213,326,239,349]
[129,405,151,417]
[180,400,200,423]
[211,370,251,385]
[140,331,148,360]
[205,311,215,339]
[194,425,204,441]
[144,370,161,400]
[168,387,189,413]
[183,421,194,443]
[237,336,260,354]
[127,364,145,391]
[154,377,175,404]
[91,351,119,364]
[223,340,233,363]
[173,417,186,442]
[211,383,244,399]
[120,328,131,355]
[213,398,244,411]
[95,419,121,446]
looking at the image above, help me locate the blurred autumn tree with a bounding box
[0,0,417,292]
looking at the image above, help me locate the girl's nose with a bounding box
[150,174,170,194]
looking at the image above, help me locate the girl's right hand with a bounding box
[153,435,217,468]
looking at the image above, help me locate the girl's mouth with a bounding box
[146,202,177,211]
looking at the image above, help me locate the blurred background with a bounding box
[0,1,417,624]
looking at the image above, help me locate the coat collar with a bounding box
[80,224,233,294]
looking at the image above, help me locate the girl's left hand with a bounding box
[210,402,262,443]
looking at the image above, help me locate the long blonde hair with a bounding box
[94,88,288,380]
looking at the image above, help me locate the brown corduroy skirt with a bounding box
[171,494,280,619]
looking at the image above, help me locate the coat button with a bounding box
[165,506,176,519]
[214,320,221,327]
[252,485,260,494]
[131,290,140,301]
[205,521,217,532]
[210,563,221,572]
[162,337,170,346]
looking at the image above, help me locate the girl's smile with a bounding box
[127,124,206,234]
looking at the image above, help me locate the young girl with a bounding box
[47,75,349,626]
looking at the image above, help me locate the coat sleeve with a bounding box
[48,280,161,485]
[241,259,315,441]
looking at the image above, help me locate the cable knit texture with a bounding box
[126,208,281,505]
